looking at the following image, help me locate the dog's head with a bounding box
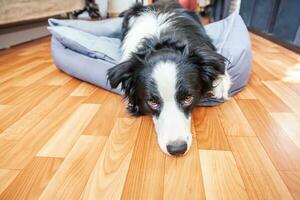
[107,40,225,156]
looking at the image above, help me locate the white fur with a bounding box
[212,71,231,99]
[121,11,174,61]
[152,61,192,155]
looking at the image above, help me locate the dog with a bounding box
[107,1,231,156]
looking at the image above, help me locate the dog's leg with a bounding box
[125,98,141,116]
[212,71,231,99]
[127,103,140,115]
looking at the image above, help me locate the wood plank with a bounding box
[228,137,293,200]
[0,41,50,67]
[0,60,43,84]
[193,107,230,150]
[0,96,85,169]
[0,105,9,114]
[264,52,297,66]
[264,81,300,115]
[271,112,300,149]
[279,171,300,200]
[248,82,291,112]
[81,117,142,200]
[33,70,67,85]
[121,117,166,200]
[0,139,18,161]
[285,82,300,96]
[0,169,20,194]
[18,46,48,56]
[164,134,205,200]
[199,150,248,200]
[38,104,100,158]
[12,64,56,86]
[217,99,255,136]
[235,86,256,99]
[252,59,279,80]
[70,82,97,96]
[251,33,281,50]
[0,80,83,140]
[253,52,289,80]
[237,99,300,171]
[0,86,23,103]
[0,157,62,200]
[0,84,54,105]
[45,70,72,86]
[0,63,53,92]
[0,56,43,74]
[279,63,300,83]
[83,93,123,136]
[247,72,261,86]
[83,88,110,104]
[0,53,23,66]
[39,135,107,200]
[0,85,57,132]
[0,83,40,105]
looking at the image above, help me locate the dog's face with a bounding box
[107,46,225,156]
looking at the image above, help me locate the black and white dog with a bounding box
[107,1,231,156]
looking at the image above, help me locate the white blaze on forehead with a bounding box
[152,61,178,101]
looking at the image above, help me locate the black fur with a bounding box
[107,1,226,117]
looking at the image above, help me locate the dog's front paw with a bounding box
[212,72,231,100]
[127,102,140,115]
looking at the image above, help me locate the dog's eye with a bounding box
[147,99,160,110]
[182,96,194,106]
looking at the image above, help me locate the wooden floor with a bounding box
[0,33,300,200]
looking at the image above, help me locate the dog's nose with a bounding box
[167,140,187,156]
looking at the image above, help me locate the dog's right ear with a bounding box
[107,58,143,115]
[107,58,141,95]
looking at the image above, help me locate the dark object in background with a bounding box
[240,0,300,53]
[212,0,231,21]
[70,0,101,19]
[153,0,198,10]
[136,0,145,4]
[178,0,198,10]
[199,0,232,23]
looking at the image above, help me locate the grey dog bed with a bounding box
[49,13,252,106]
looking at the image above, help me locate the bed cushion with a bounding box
[49,12,252,106]
[51,37,121,94]
[48,26,121,63]
[48,18,123,38]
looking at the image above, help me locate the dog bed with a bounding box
[49,12,252,106]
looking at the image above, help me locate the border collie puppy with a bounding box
[107,1,231,156]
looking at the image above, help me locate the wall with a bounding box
[0,21,49,49]
[240,0,300,52]
[0,0,85,25]
[108,0,136,15]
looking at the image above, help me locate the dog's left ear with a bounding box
[189,46,226,94]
